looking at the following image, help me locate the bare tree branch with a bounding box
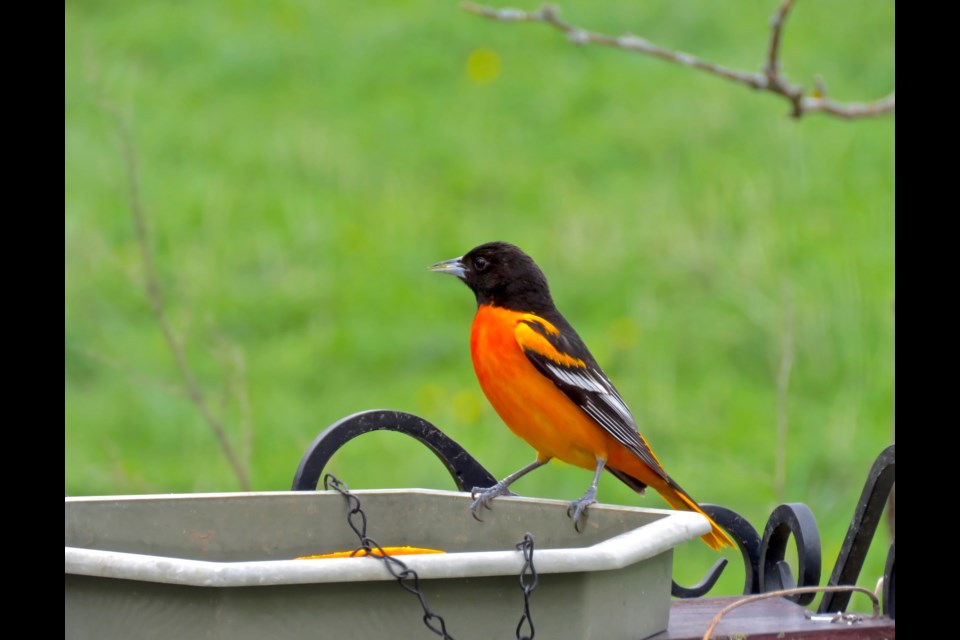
[462,2,894,120]
[101,102,252,491]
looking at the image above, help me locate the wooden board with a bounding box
[651,596,895,640]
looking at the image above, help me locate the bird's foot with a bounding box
[566,486,598,532]
[469,482,518,521]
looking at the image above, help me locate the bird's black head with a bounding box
[430,241,555,312]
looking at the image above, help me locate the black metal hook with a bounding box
[671,504,762,598]
[671,558,728,599]
[291,409,498,492]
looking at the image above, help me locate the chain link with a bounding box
[515,533,538,640]
[322,473,537,640]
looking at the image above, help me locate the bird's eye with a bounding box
[474,256,489,272]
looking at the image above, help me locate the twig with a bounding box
[774,286,794,502]
[801,92,896,120]
[765,0,795,83]
[66,344,188,398]
[702,585,881,640]
[104,104,252,491]
[462,2,894,120]
[213,330,254,472]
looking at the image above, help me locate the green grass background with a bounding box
[66,0,894,604]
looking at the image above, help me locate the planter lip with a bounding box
[65,489,711,588]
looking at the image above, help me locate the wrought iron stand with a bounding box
[293,409,895,638]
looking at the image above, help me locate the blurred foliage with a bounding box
[65,0,894,600]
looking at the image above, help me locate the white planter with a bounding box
[65,489,710,640]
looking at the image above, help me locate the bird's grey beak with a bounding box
[429,256,467,279]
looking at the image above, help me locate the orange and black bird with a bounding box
[430,241,733,550]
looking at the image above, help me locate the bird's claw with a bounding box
[566,487,598,532]
[469,483,517,521]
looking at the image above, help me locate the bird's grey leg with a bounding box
[470,458,550,520]
[567,457,607,532]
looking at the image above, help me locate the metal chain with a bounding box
[324,473,454,639]
[322,473,537,640]
[515,533,538,640]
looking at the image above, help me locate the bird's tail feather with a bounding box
[611,467,734,551]
[657,484,734,551]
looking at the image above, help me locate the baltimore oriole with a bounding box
[431,241,733,550]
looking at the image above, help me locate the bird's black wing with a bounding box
[514,313,670,483]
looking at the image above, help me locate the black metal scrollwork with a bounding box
[676,444,893,616]
[295,411,894,618]
[759,503,821,604]
[818,443,895,616]
[672,502,823,604]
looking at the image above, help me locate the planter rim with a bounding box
[65,489,710,587]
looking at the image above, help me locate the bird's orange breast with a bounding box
[469,304,614,469]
